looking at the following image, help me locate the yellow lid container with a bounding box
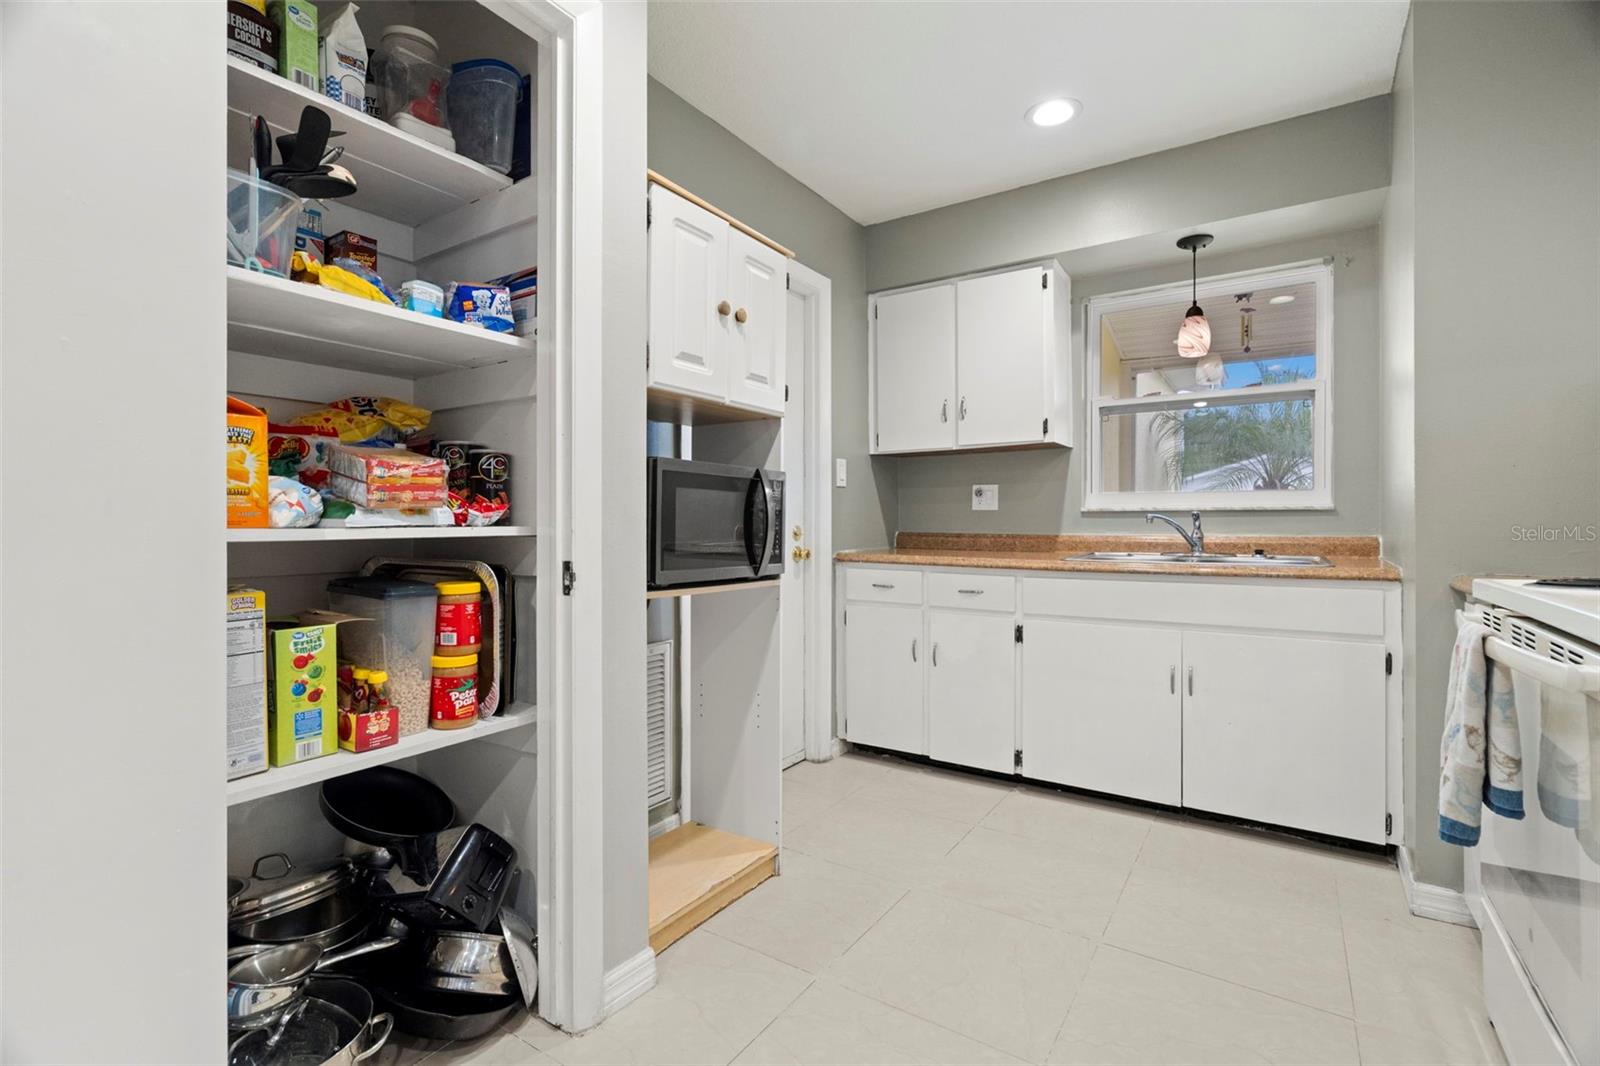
[352,667,371,680]
[436,580,482,597]
[367,670,389,684]
[431,653,479,669]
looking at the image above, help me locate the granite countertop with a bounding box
[836,532,1400,582]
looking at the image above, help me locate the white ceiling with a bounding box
[649,1,1408,225]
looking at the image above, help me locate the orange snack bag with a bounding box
[227,397,270,528]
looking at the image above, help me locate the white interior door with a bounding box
[726,231,787,414]
[873,284,956,453]
[1182,630,1388,842]
[647,184,727,400]
[956,267,1046,447]
[1021,620,1182,805]
[927,609,1016,774]
[779,284,808,767]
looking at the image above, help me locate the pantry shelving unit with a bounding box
[222,0,563,1037]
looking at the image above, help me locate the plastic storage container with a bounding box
[226,168,303,277]
[326,577,438,737]
[373,25,452,146]
[447,59,521,174]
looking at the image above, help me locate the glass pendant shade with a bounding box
[1175,309,1211,359]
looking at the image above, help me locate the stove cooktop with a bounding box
[1472,577,1600,645]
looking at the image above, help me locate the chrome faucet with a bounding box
[1147,510,1205,555]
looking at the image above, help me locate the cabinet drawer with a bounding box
[845,567,923,605]
[927,571,1016,611]
[1022,576,1385,638]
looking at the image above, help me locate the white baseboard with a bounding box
[600,947,656,1018]
[1398,845,1477,927]
[648,812,682,840]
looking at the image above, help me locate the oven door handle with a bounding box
[1455,609,1600,694]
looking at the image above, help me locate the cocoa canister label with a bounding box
[468,449,510,502]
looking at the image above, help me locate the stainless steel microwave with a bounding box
[648,457,785,588]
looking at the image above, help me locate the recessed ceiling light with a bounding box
[1268,294,1295,305]
[1026,98,1080,128]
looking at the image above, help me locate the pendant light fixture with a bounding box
[1173,234,1213,360]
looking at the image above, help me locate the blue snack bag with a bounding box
[445,283,514,332]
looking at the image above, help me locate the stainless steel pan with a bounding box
[228,938,399,1030]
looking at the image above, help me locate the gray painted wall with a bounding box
[647,79,895,551]
[896,227,1383,535]
[1400,0,1600,889]
[866,96,1392,293]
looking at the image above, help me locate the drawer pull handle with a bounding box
[911,639,918,662]
[1187,666,1194,696]
[1170,666,1176,694]
[932,642,939,667]
[941,399,948,423]
[956,588,984,595]
[871,582,895,590]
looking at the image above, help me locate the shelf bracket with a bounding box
[562,561,576,596]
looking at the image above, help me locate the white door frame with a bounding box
[785,261,835,763]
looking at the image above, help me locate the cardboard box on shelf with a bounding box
[266,610,360,766]
[268,0,319,92]
[227,397,270,528]
[227,588,269,780]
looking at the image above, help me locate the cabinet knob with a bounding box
[717,300,732,317]
[734,307,749,324]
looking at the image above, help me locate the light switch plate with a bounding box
[835,458,847,487]
[972,484,999,511]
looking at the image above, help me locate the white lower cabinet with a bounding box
[1181,630,1387,842]
[841,602,925,754]
[839,565,1396,844]
[1021,621,1182,806]
[928,609,1017,774]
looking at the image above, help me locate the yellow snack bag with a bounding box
[227,397,270,528]
[288,396,431,443]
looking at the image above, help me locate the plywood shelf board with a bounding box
[228,525,536,543]
[226,704,536,806]
[648,822,778,953]
[227,268,532,377]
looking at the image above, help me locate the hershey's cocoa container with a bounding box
[432,440,479,493]
[467,448,510,505]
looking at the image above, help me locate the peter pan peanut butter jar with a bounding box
[434,580,483,655]
[430,653,479,729]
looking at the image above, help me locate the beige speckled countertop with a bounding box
[836,532,1400,582]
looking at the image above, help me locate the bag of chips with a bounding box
[287,396,430,444]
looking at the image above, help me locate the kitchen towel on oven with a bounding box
[1536,687,1591,830]
[1440,620,1525,846]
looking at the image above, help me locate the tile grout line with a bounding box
[1335,875,1367,1065]
[1042,939,1103,1063]
[1103,942,1360,1025]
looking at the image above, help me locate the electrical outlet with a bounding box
[972,484,999,511]
[835,458,848,487]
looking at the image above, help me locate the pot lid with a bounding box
[230,854,353,926]
[227,997,362,1066]
[498,906,538,1009]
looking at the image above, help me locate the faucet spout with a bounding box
[1146,511,1205,555]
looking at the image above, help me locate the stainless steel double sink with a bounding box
[1067,551,1332,567]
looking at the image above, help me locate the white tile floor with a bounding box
[386,752,1507,1066]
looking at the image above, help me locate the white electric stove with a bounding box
[1462,577,1600,1066]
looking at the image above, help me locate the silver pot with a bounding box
[227,937,399,1030]
[228,977,392,1066]
[419,930,514,995]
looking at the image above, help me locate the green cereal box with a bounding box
[267,610,357,765]
[268,0,319,93]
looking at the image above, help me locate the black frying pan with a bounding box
[368,983,520,1041]
[320,767,455,847]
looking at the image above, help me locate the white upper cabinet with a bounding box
[647,183,787,416]
[647,185,728,401]
[873,283,957,453]
[724,230,787,414]
[871,261,1070,455]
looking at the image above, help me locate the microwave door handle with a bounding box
[747,470,772,574]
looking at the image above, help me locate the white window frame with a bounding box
[1083,259,1334,512]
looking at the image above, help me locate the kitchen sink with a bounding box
[1067,551,1332,567]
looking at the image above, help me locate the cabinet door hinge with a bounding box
[645,342,650,370]
[843,609,847,626]
[646,197,652,227]
[1014,748,1023,770]
[874,432,879,449]
[562,561,576,596]
[786,272,791,290]
[785,385,789,402]
[1041,272,1048,289]
[1385,812,1393,837]
[1385,652,1393,675]
[874,304,879,320]
[1014,624,1024,644]
[1042,418,1049,436]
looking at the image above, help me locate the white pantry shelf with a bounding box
[228,267,531,377]
[227,524,535,543]
[227,703,537,806]
[226,56,519,226]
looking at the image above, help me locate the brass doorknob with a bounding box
[717,300,732,316]
[734,307,748,323]
[791,546,812,562]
